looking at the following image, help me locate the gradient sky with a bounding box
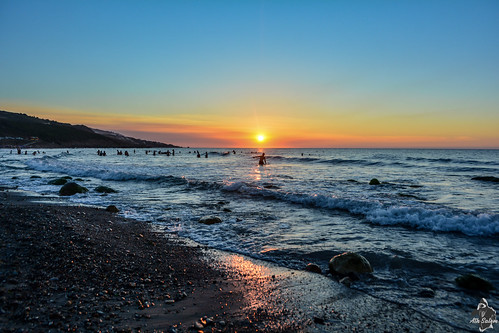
[1,0,498,148]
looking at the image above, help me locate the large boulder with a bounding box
[455,274,494,291]
[199,216,222,225]
[369,178,381,185]
[95,186,117,193]
[329,252,373,275]
[59,182,89,196]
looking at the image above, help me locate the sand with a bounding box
[0,189,469,332]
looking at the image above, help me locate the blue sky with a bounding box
[1,0,498,147]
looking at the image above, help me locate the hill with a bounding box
[0,110,179,148]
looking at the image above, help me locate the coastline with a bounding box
[0,189,471,332]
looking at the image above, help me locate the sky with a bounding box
[1,0,498,148]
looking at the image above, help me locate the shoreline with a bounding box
[0,189,471,332]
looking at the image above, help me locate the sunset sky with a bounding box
[1,1,498,148]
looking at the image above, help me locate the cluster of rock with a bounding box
[43,176,121,212]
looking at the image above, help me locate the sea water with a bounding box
[1,148,498,328]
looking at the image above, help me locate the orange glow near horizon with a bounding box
[2,103,498,149]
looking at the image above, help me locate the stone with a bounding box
[59,182,89,196]
[472,176,499,183]
[48,178,68,186]
[418,288,435,298]
[455,274,494,291]
[199,216,222,225]
[339,276,352,287]
[369,178,381,185]
[30,175,42,179]
[95,186,117,193]
[329,252,373,275]
[106,205,119,213]
[304,263,322,274]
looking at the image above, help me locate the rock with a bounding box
[106,205,119,213]
[369,178,381,185]
[95,186,117,193]
[418,288,435,298]
[455,274,494,291]
[329,252,373,275]
[472,176,499,183]
[59,182,89,196]
[48,178,68,186]
[305,263,322,274]
[30,175,42,179]
[199,216,222,225]
[339,276,352,287]
[62,176,73,180]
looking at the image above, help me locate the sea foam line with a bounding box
[222,181,499,237]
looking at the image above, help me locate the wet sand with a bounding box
[0,189,468,332]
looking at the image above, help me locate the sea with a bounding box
[1,147,498,329]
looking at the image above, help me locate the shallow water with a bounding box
[1,147,498,329]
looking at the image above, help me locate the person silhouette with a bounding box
[258,153,266,165]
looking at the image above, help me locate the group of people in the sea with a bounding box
[10,147,267,165]
[11,148,46,155]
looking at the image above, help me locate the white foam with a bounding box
[221,181,499,237]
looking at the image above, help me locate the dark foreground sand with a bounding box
[0,189,469,332]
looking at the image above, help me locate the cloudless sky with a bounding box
[1,0,498,147]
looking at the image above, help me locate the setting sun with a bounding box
[256,134,265,142]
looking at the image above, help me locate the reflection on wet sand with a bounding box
[203,249,465,332]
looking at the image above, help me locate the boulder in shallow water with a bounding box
[471,176,499,183]
[106,205,119,213]
[369,178,381,185]
[59,182,88,196]
[95,186,117,193]
[418,287,435,298]
[329,252,373,275]
[48,178,68,185]
[305,263,322,274]
[199,216,222,225]
[455,274,494,291]
[339,276,353,287]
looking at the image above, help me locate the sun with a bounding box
[256,134,265,142]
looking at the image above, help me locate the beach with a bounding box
[0,188,471,332]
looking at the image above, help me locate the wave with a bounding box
[268,155,389,167]
[407,156,499,166]
[25,156,188,185]
[24,155,499,237]
[222,181,499,237]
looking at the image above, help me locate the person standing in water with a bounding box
[258,153,267,165]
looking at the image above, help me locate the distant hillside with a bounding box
[0,110,179,148]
